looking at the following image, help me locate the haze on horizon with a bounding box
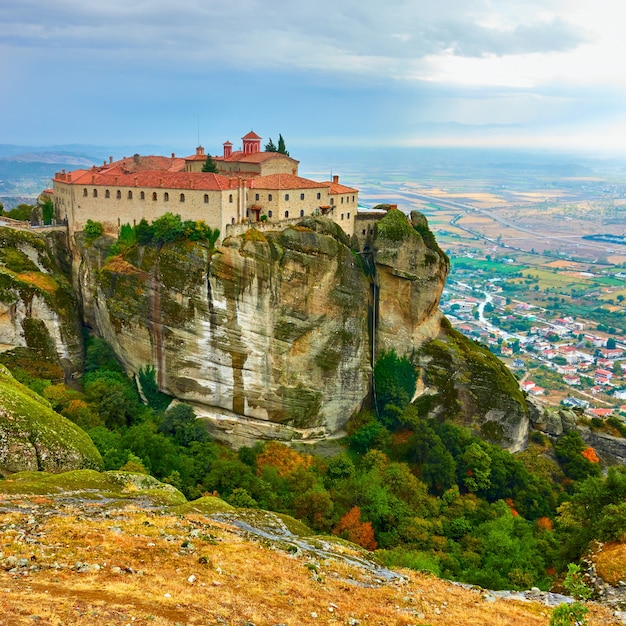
[1,0,625,155]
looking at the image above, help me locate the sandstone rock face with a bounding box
[0,365,102,474]
[71,212,529,449]
[0,228,82,378]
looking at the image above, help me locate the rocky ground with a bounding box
[0,470,623,626]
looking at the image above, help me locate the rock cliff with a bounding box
[0,227,82,380]
[0,364,102,474]
[70,210,529,449]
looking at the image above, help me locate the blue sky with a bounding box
[2,0,626,153]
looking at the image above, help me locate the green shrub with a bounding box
[84,219,103,240]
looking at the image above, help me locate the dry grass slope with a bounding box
[0,481,622,626]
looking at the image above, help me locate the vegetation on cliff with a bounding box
[0,364,102,473]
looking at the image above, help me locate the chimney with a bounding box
[62,169,66,175]
[67,173,72,182]
[159,178,163,187]
[109,156,113,164]
[171,153,175,159]
[92,175,96,183]
[133,154,140,165]
[115,176,119,185]
[189,179,194,189]
[134,176,138,187]
[333,175,339,184]
[196,146,205,156]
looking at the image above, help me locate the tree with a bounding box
[607,337,617,349]
[202,154,218,173]
[84,219,103,240]
[333,506,377,550]
[277,134,289,156]
[41,197,54,225]
[264,138,277,152]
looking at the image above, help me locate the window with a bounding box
[83,188,88,197]
[152,192,157,201]
[330,198,335,205]
[300,193,305,200]
[93,189,98,198]
[284,194,289,201]
[352,195,355,202]
[268,194,273,201]
[116,190,121,199]
[284,210,289,218]
[341,213,344,220]
[362,229,366,235]
[164,192,169,202]
[300,209,304,217]
[268,210,273,218]
[347,212,350,220]
[204,194,209,204]
[140,191,145,200]
[229,194,233,203]
[127,190,133,199]
[316,192,321,200]
[255,193,259,201]
[341,197,344,204]
[180,193,185,202]
[105,189,110,198]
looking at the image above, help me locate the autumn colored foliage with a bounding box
[333,506,378,551]
[581,447,600,463]
[255,441,313,477]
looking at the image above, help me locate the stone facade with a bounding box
[52,132,360,240]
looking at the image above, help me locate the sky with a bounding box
[1,0,626,153]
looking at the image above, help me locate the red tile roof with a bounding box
[326,181,358,194]
[54,169,232,191]
[249,173,328,190]
[242,131,262,140]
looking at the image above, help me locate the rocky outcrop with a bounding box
[414,319,529,452]
[580,430,626,465]
[0,364,102,474]
[0,227,82,379]
[68,211,530,448]
[529,402,579,437]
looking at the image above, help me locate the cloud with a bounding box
[0,0,589,70]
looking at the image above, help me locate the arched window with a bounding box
[300,209,304,217]
[330,198,335,205]
[284,194,290,201]
[347,212,350,220]
[83,188,88,197]
[268,210,273,218]
[164,192,169,202]
[316,192,321,200]
[231,217,235,224]
[341,197,344,204]
[116,190,121,199]
[127,190,133,199]
[255,193,260,201]
[152,192,157,201]
[229,194,233,203]
[300,193,305,200]
[341,213,344,220]
[179,193,185,202]
[284,210,289,218]
[140,191,145,200]
[105,189,110,198]
[93,189,98,198]
[204,194,209,204]
[352,195,355,202]
[268,194,273,201]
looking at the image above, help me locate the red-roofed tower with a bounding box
[223,141,233,158]
[242,131,261,155]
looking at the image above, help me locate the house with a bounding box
[528,386,545,396]
[586,407,614,419]
[521,380,536,392]
[601,348,623,359]
[563,374,581,386]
